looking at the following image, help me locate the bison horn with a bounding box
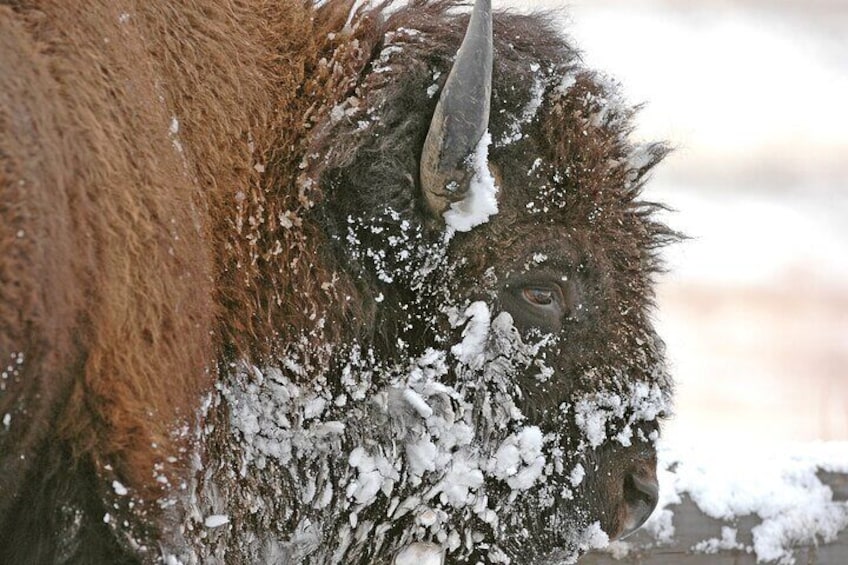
[420,0,493,219]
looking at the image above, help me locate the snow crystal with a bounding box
[450,301,491,368]
[569,463,585,487]
[168,115,184,155]
[402,388,433,419]
[406,436,438,483]
[394,542,444,565]
[579,521,610,552]
[443,132,499,232]
[499,75,546,146]
[204,514,230,528]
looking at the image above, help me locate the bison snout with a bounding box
[617,468,659,539]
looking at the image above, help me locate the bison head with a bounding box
[213,1,674,563]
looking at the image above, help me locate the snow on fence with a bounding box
[583,442,848,564]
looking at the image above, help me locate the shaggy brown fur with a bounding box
[0,0,362,559]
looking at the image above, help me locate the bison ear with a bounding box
[420,0,493,220]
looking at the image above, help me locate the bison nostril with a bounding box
[619,471,659,539]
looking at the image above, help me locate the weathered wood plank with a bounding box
[581,471,848,564]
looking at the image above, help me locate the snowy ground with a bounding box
[501,0,848,447]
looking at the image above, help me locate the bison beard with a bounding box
[0,0,676,563]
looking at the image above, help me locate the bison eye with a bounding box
[523,287,556,306]
[501,278,574,333]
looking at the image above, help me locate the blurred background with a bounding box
[500,0,848,447]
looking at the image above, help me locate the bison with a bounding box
[0,0,676,563]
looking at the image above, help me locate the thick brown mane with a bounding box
[0,0,359,553]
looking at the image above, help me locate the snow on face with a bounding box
[213,283,669,564]
[220,305,562,562]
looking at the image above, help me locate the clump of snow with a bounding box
[486,426,546,492]
[436,453,486,507]
[575,521,610,558]
[204,514,230,528]
[443,132,499,232]
[394,542,444,565]
[574,380,670,448]
[450,301,491,368]
[569,463,585,487]
[347,447,399,506]
[639,441,848,564]
[691,526,745,554]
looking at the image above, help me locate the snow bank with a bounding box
[634,441,848,564]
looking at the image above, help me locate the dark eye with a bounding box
[523,287,557,307]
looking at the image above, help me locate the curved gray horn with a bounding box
[420,0,493,218]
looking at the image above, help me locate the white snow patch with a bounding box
[403,388,433,419]
[435,453,485,507]
[443,132,499,232]
[487,426,547,491]
[204,514,230,528]
[574,381,670,448]
[450,301,491,368]
[569,463,585,487]
[578,521,610,553]
[499,74,546,146]
[347,447,399,506]
[641,441,848,564]
[692,526,745,554]
[394,541,444,565]
[112,480,128,496]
